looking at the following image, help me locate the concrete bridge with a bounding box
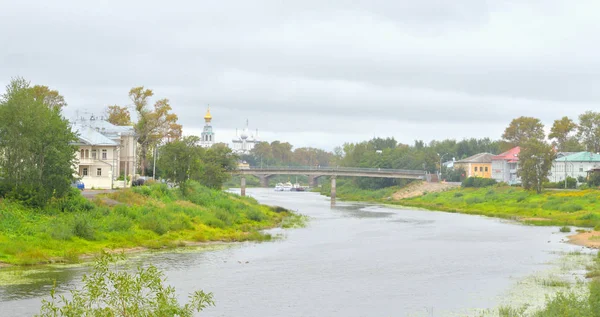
[232,166,427,200]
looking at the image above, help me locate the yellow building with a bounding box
[453,153,494,179]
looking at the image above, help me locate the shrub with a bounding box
[559,226,571,233]
[247,209,268,222]
[453,192,464,198]
[73,214,96,240]
[461,177,497,188]
[465,197,484,205]
[559,203,584,213]
[38,252,215,316]
[139,214,169,235]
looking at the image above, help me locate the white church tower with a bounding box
[200,106,215,148]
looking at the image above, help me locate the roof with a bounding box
[72,125,119,146]
[492,146,521,163]
[455,153,494,164]
[73,116,135,136]
[204,107,212,121]
[556,152,600,162]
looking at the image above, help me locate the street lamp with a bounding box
[438,153,449,180]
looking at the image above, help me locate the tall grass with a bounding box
[0,181,298,265]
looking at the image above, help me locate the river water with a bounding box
[0,189,584,316]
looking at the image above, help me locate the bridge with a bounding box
[232,166,427,199]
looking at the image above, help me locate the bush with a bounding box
[73,214,96,240]
[465,197,484,205]
[559,226,571,233]
[38,252,215,316]
[453,192,464,198]
[462,177,497,188]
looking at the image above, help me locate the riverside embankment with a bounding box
[0,181,303,266]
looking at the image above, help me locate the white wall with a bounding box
[550,161,600,182]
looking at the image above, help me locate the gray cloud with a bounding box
[2,0,599,150]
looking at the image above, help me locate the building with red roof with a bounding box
[491,147,521,184]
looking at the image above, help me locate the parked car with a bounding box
[72,180,85,190]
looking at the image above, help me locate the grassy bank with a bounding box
[0,181,304,266]
[399,186,600,228]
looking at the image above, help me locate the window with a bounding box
[102,149,107,160]
[80,149,84,159]
[580,165,584,172]
[97,168,102,176]
[474,167,478,172]
[485,167,488,172]
[85,149,89,158]
[91,149,97,159]
[82,168,88,176]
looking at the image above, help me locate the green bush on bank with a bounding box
[0,181,297,265]
[461,177,497,188]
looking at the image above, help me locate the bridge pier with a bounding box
[330,176,336,200]
[240,176,246,196]
[258,175,271,187]
[308,175,319,188]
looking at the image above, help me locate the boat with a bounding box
[282,182,293,191]
[290,183,306,191]
[274,183,284,191]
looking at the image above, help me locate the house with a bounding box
[72,115,138,189]
[491,147,521,184]
[550,152,600,183]
[72,126,120,189]
[453,153,494,178]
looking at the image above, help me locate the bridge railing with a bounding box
[237,166,426,175]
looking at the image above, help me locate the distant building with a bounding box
[232,120,259,154]
[454,153,494,178]
[550,152,600,183]
[72,115,137,189]
[491,147,521,184]
[200,107,215,148]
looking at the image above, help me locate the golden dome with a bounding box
[204,107,212,121]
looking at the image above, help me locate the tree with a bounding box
[549,116,582,152]
[38,252,214,317]
[198,144,238,189]
[518,139,555,193]
[106,105,132,125]
[30,85,67,111]
[129,87,183,175]
[0,78,77,206]
[577,111,600,153]
[502,116,545,147]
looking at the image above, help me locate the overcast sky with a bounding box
[2,0,600,151]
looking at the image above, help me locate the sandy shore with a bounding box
[568,231,600,249]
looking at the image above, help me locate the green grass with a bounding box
[399,186,600,228]
[318,179,407,202]
[0,181,301,266]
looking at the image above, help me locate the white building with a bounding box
[550,152,600,183]
[72,115,137,189]
[200,107,215,148]
[232,120,259,154]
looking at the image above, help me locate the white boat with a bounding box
[282,182,293,191]
[274,183,284,191]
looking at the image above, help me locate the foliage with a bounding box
[518,138,555,193]
[0,78,77,207]
[559,226,571,233]
[0,182,298,265]
[157,137,237,189]
[589,173,600,187]
[106,104,132,125]
[461,177,497,188]
[444,167,466,182]
[545,177,578,189]
[244,141,333,168]
[549,116,582,152]
[502,116,545,147]
[30,84,67,112]
[38,252,214,316]
[577,111,600,153]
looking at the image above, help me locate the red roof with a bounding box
[492,146,520,163]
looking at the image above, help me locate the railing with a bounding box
[237,166,426,175]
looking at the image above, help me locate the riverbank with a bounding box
[0,181,304,266]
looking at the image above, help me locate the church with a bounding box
[232,120,259,154]
[200,107,215,148]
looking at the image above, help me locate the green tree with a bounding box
[38,252,214,317]
[549,116,582,152]
[199,144,238,189]
[0,78,77,206]
[518,139,555,193]
[502,116,545,147]
[578,111,600,153]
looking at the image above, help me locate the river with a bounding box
[0,188,586,316]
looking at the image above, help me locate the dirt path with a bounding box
[81,190,122,206]
[392,181,460,200]
[568,231,600,249]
